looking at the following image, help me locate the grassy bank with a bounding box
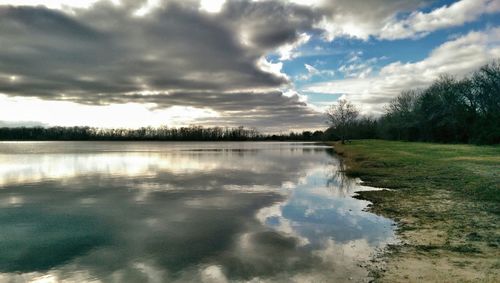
[332,140,500,282]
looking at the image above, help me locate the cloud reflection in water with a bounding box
[0,142,395,282]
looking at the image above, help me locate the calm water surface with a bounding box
[0,142,395,283]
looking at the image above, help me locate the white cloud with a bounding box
[282,88,308,103]
[315,15,371,41]
[304,28,500,114]
[276,32,311,60]
[0,0,101,9]
[0,94,219,128]
[133,0,161,17]
[314,0,422,41]
[200,265,228,283]
[337,55,381,79]
[200,0,226,13]
[338,63,372,79]
[380,0,500,40]
[257,57,288,80]
[305,63,318,74]
[313,0,500,41]
[286,0,323,6]
[296,63,335,81]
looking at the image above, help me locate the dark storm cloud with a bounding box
[220,0,317,50]
[0,3,286,96]
[0,0,328,129]
[0,1,316,97]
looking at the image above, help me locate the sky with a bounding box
[0,0,499,132]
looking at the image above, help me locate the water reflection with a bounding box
[0,142,394,282]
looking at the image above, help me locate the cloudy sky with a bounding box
[0,0,499,131]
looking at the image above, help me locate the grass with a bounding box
[331,140,500,282]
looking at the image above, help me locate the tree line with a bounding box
[326,61,500,144]
[0,125,325,141]
[2,62,497,144]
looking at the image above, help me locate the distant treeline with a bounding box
[327,61,500,144]
[0,125,325,141]
[2,62,498,144]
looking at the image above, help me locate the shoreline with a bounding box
[330,140,500,282]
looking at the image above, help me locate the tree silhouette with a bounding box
[326,99,359,144]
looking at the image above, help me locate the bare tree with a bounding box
[326,99,359,144]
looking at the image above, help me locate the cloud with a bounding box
[304,28,500,114]
[199,0,226,13]
[276,33,311,60]
[0,3,288,96]
[314,0,424,40]
[314,0,500,41]
[380,0,500,40]
[221,0,316,54]
[296,64,335,81]
[338,62,373,79]
[0,0,103,10]
[0,1,325,130]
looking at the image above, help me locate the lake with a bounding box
[0,142,395,283]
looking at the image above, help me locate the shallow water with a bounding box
[0,142,395,282]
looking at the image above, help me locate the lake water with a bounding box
[0,142,395,283]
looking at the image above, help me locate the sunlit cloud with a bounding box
[0,94,219,128]
[0,0,118,10]
[133,0,161,17]
[199,0,226,13]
